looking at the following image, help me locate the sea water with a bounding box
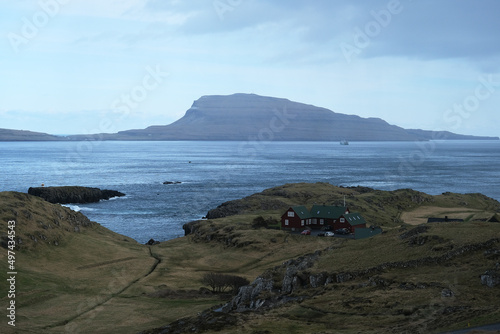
[1,140,499,243]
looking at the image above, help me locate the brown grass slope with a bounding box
[0,192,158,333]
[1,183,500,334]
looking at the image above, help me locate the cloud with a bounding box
[132,0,500,69]
[8,0,500,64]
[359,0,500,61]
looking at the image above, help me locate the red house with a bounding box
[281,205,366,233]
[281,206,311,230]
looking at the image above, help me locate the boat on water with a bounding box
[340,139,349,145]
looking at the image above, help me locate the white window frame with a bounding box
[288,211,295,217]
[285,219,289,226]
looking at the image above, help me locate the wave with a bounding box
[104,195,129,201]
[62,204,96,212]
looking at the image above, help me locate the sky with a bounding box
[1,0,499,136]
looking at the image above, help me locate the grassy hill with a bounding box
[1,184,499,333]
[0,192,159,333]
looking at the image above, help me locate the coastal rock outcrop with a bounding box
[28,186,125,204]
[182,220,203,236]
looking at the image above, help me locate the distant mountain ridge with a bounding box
[0,128,64,141]
[1,94,498,141]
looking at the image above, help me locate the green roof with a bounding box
[291,206,311,219]
[344,213,367,226]
[310,205,348,219]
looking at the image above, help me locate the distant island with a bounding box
[1,93,498,141]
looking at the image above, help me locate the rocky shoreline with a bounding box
[27,186,125,204]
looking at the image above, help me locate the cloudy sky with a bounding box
[1,0,499,136]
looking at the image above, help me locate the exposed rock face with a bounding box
[28,186,125,204]
[182,221,202,236]
[223,250,323,312]
[481,268,500,288]
[223,277,275,312]
[222,239,500,313]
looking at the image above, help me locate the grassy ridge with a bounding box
[206,182,500,228]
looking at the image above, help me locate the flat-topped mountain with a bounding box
[1,94,498,141]
[101,94,497,141]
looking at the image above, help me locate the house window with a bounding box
[285,219,289,226]
[312,219,317,224]
[340,218,345,223]
[301,220,305,226]
[288,211,295,217]
[320,219,324,225]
